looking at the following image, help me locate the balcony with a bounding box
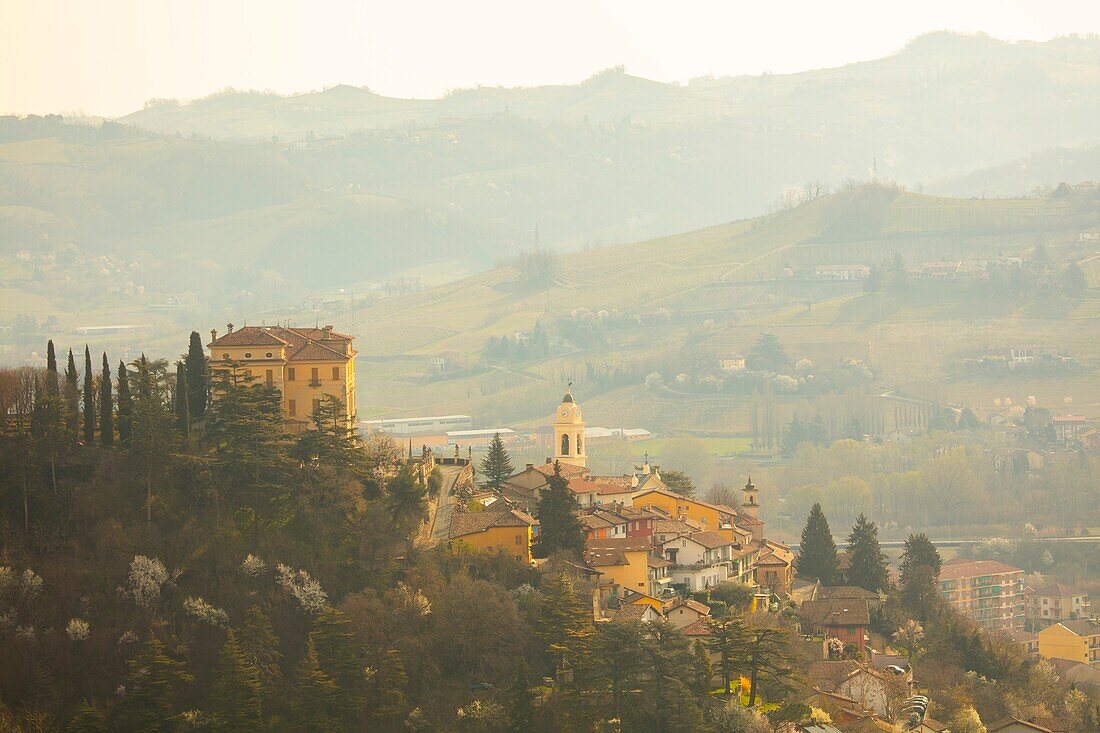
[308,379,323,387]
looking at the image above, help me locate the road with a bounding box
[790,535,1100,552]
[426,464,464,545]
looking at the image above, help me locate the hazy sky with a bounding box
[3,0,1100,117]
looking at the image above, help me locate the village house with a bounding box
[585,538,652,596]
[1037,619,1100,667]
[1052,415,1088,446]
[207,323,357,431]
[660,531,736,592]
[447,507,538,563]
[813,264,871,280]
[664,597,711,629]
[646,555,675,599]
[1026,582,1090,629]
[799,598,871,655]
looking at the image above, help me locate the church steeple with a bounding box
[552,384,586,468]
[741,475,759,518]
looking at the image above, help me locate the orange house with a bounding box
[448,508,537,563]
[586,538,651,594]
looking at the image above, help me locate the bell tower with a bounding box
[552,385,586,468]
[741,475,759,518]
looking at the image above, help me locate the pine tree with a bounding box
[114,636,194,733]
[66,699,108,732]
[590,621,647,723]
[478,432,514,491]
[797,503,839,584]
[846,513,889,593]
[98,354,113,446]
[310,606,366,723]
[211,628,263,732]
[534,461,585,559]
[367,648,408,729]
[640,622,704,731]
[185,331,208,419]
[117,361,132,446]
[203,361,285,485]
[63,348,80,441]
[508,661,536,733]
[900,533,943,620]
[173,360,188,439]
[82,346,95,445]
[290,639,341,733]
[661,469,696,497]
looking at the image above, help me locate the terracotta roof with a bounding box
[653,518,701,535]
[1051,619,1100,637]
[666,598,710,615]
[647,555,674,569]
[1033,581,1084,598]
[938,559,1023,582]
[805,660,862,691]
[585,538,650,567]
[816,586,882,602]
[534,461,589,479]
[682,618,713,637]
[288,339,350,362]
[610,604,655,623]
[987,719,1054,732]
[209,326,290,348]
[685,531,734,549]
[801,599,871,627]
[734,513,765,527]
[632,488,735,517]
[580,514,615,530]
[449,508,536,540]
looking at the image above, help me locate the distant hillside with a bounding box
[278,185,1100,432]
[933,145,1100,198]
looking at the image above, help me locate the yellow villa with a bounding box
[207,323,357,431]
[585,538,651,594]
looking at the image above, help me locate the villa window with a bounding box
[332,366,340,380]
[266,370,273,388]
[288,367,295,381]
[289,400,296,416]
[312,398,321,415]
[244,353,252,359]
[311,367,319,385]
[266,352,273,358]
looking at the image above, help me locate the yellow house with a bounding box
[448,508,537,563]
[586,538,651,594]
[1038,619,1100,666]
[207,324,356,431]
[631,488,732,533]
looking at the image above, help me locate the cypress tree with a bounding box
[99,354,113,446]
[533,461,585,559]
[185,331,207,419]
[173,360,188,439]
[847,513,889,593]
[797,502,839,585]
[478,432,515,491]
[117,361,132,446]
[63,348,80,440]
[130,354,176,523]
[82,346,95,444]
[211,629,263,732]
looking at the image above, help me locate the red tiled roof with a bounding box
[209,325,354,361]
[534,461,589,479]
[288,339,350,362]
[666,598,710,615]
[685,531,734,549]
[209,326,289,348]
[938,559,1023,582]
[682,618,713,637]
[449,508,537,540]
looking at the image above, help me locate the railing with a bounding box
[308,379,322,387]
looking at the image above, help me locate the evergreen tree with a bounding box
[63,348,80,441]
[203,361,285,485]
[385,465,429,544]
[533,462,585,559]
[706,616,748,695]
[846,513,889,593]
[66,700,107,733]
[367,648,408,730]
[478,432,514,491]
[33,345,65,495]
[537,573,594,680]
[310,606,366,723]
[211,629,263,732]
[662,469,696,498]
[899,533,943,620]
[691,639,714,698]
[590,621,647,723]
[82,346,95,444]
[748,332,788,372]
[173,360,188,439]
[98,354,113,446]
[114,636,194,733]
[507,662,536,733]
[185,331,208,419]
[292,394,364,472]
[890,253,910,293]
[639,622,704,732]
[797,503,839,584]
[239,605,282,714]
[290,639,341,733]
[116,361,133,446]
[129,355,176,522]
[45,340,59,405]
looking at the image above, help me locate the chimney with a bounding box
[322,325,333,339]
[210,328,217,341]
[526,463,534,470]
[226,323,234,334]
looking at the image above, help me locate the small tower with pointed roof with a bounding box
[741,475,759,519]
[552,385,586,468]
